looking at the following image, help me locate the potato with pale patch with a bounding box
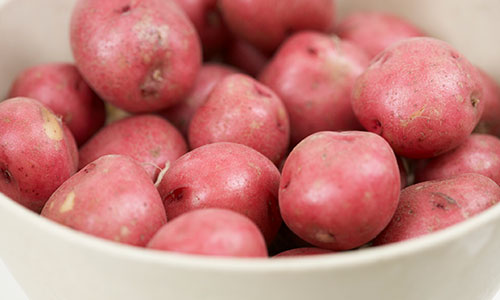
[259,32,370,145]
[161,63,238,136]
[8,63,106,145]
[219,0,336,52]
[79,115,187,181]
[41,155,166,246]
[415,134,500,185]
[188,74,290,164]
[0,98,78,212]
[351,37,484,158]
[156,142,282,243]
[279,131,400,251]
[337,12,423,58]
[147,208,267,257]
[70,0,201,113]
[373,173,500,245]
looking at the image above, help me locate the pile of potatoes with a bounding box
[1,0,500,258]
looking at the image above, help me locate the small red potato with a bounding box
[161,63,238,136]
[156,142,281,243]
[351,37,484,158]
[274,247,333,258]
[218,0,336,52]
[474,69,500,137]
[147,208,267,257]
[259,32,370,145]
[188,74,290,164]
[172,0,230,56]
[79,115,187,181]
[0,98,78,212]
[374,173,500,245]
[8,63,106,145]
[415,134,500,185]
[225,39,269,77]
[279,131,400,251]
[41,155,166,247]
[70,0,201,113]
[337,12,423,59]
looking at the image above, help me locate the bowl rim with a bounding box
[2,192,500,272]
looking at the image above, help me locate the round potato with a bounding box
[70,0,201,113]
[147,208,267,257]
[279,131,400,251]
[351,37,483,158]
[156,142,282,243]
[0,97,78,212]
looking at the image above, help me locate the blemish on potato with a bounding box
[133,16,169,47]
[40,106,63,141]
[250,121,262,130]
[1,169,12,183]
[315,231,336,243]
[60,191,76,213]
[2,117,11,123]
[120,226,130,237]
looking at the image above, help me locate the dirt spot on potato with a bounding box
[115,4,131,14]
[40,107,63,141]
[470,92,480,109]
[60,191,76,213]
[370,119,383,135]
[306,47,318,56]
[315,231,336,243]
[164,187,187,204]
[1,169,12,183]
[140,65,164,99]
[120,226,130,237]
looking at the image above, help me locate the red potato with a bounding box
[337,12,423,59]
[79,115,187,181]
[415,134,500,185]
[0,98,78,212]
[474,69,500,136]
[8,63,106,145]
[156,142,281,243]
[161,63,238,136]
[259,32,370,145]
[70,0,201,113]
[225,39,269,77]
[188,74,290,164]
[374,173,500,245]
[172,0,230,56]
[147,208,267,257]
[274,247,333,258]
[218,0,336,52]
[41,155,166,247]
[351,37,484,159]
[279,131,400,251]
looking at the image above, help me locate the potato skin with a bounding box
[279,131,400,251]
[79,115,187,181]
[147,208,267,257]
[172,0,230,56]
[0,98,78,212]
[161,63,238,136]
[70,0,201,113]
[188,74,290,164]
[218,0,335,52]
[415,134,500,185]
[8,63,106,145]
[41,155,166,247]
[474,69,500,137]
[274,247,333,258]
[259,32,370,145]
[337,12,423,58]
[373,173,500,245]
[156,142,282,243]
[351,37,484,159]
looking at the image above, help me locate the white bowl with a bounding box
[1,0,500,299]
